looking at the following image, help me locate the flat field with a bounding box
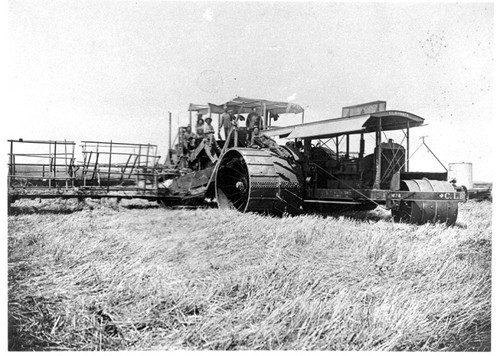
[7,198,492,351]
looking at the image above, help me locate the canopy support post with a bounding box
[168,111,172,161]
[335,137,339,163]
[406,121,410,172]
[359,133,365,158]
[263,102,267,130]
[374,117,382,189]
[346,134,350,158]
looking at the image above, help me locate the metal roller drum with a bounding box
[215,148,303,215]
[391,179,459,225]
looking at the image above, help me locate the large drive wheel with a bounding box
[215,148,303,215]
[391,179,459,225]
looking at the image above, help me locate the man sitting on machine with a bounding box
[246,107,262,146]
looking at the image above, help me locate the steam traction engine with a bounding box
[7,98,465,225]
[209,100,465,225]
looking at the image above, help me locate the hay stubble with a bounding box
[8,199,491,350]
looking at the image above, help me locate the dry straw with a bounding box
[8,198,491,350]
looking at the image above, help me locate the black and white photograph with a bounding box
[5,0,494,351]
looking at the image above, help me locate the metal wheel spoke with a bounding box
[219,181,241,187]
[231,166,246,177]
[235,196,247,210]
[222,172,245,181]
[227,191,244,199]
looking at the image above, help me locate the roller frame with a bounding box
[386,191,466,207]
[388,179,465,225]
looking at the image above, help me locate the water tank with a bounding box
[448,162,473,189]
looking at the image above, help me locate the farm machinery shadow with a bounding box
[305,205,392,223]
[8,198,162,216]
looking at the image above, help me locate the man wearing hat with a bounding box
[195,114,205,138]
[246,107,262,146]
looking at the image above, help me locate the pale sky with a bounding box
[5,0,495,181]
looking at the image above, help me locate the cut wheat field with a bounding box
[7,198,492,351]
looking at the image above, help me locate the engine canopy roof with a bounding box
[265,110,425,139]
[208,96,305,115]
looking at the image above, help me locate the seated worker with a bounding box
[251,131,292,160]
[195,115,205,138]
[182,125,196,154]
[204,117,215,146]
[249,127,261,147]
[246,107,262,146]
